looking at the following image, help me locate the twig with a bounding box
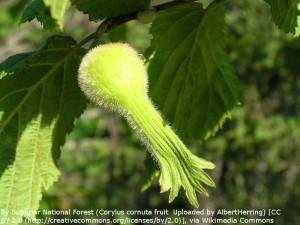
[73,33,96,48]
[73,0,198,48]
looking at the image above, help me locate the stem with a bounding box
[125,96,215,207]
[73,0,198,48]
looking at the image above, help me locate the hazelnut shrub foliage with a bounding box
[0,0,299,221]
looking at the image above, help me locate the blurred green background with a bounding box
[0,0,299,225]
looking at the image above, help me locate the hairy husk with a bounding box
[78,43,215,207]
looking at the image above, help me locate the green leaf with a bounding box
[0,35,87,223]
[0,52,36,79]
[71,0,150,20]
[20,0,57,31]
[146,3,240,141]
[265,0,300,36]
[43,0,69,30]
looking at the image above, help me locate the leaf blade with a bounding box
[20,0,57,31]
[71,0,150,20]
[265,0,300,36]
[0,52,36,79]
[146,3,240,141]
[43,0,68,30]
[0,36,87,222]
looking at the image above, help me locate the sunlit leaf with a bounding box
[0,36,87,223]
[146,3,240,141]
